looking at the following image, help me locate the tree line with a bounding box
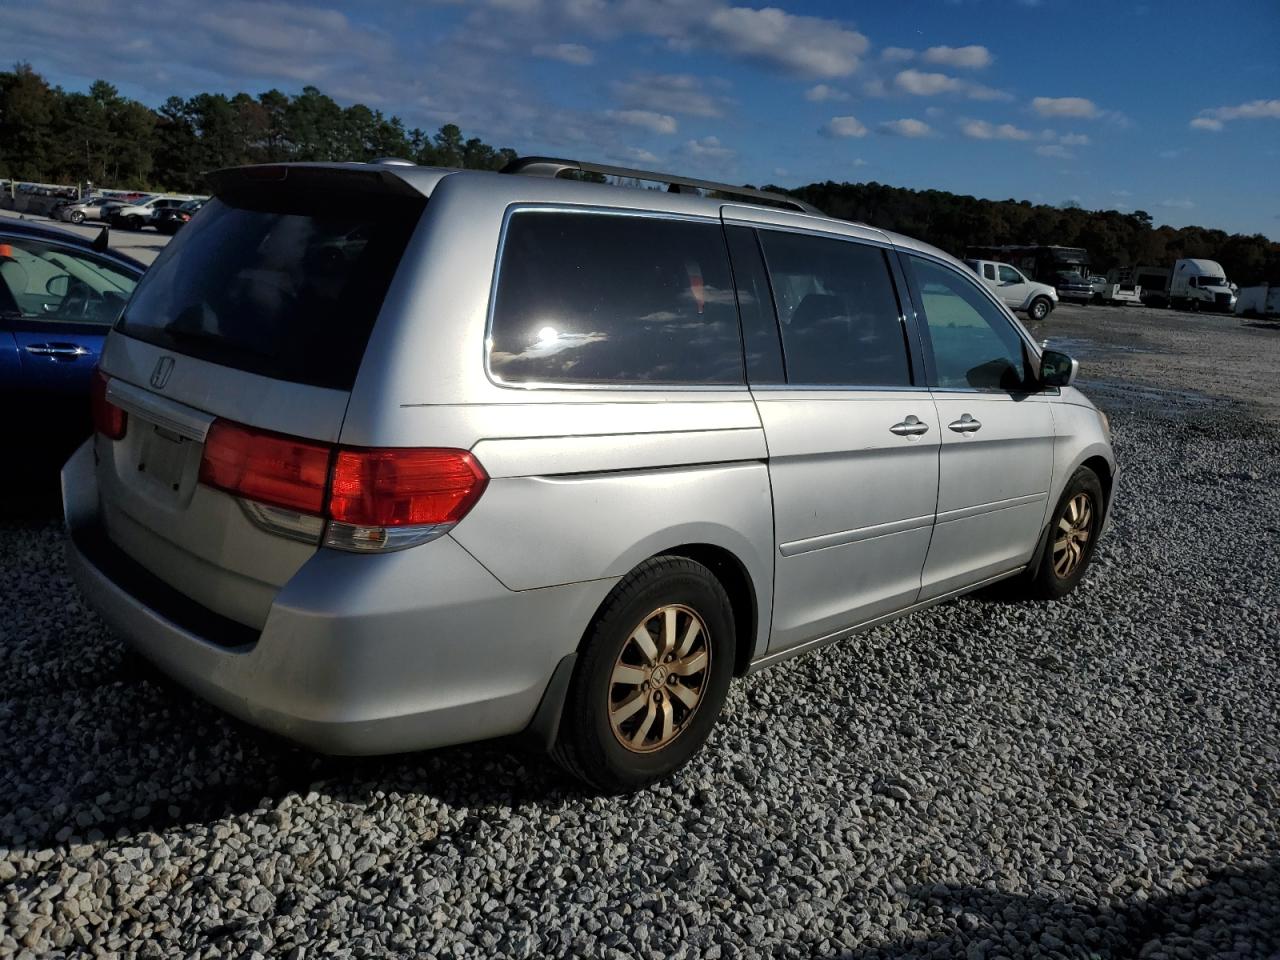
[787,181,1280,286]
[0,63,516,192]
[2,62,1277,284]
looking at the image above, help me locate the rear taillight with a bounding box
[329,449,488,527]
[199,420,332,515]
[196,419,487,552]
[91,370,127,440]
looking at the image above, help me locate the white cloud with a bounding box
[881,46,915,62]
[684,134,734,161]
[921,44,992,69]
[805,83,849,102]
[532,41,594,65]
[1158,147,1187,159]
[852,158,868,167]
[612,72,727,118]
[706,6,869,78]
[880,118,933,138]
[1161,198,1196,209]
[1191,99,1280,130]
[896,69,1011,101]
[611,145,660,165]
[1035,144,1073,159]
[820,115,868,138]
[1059,133,1091,146]
[606,109,678,134]
[1112,189,1132,197]
[961,119,1032,140]
[964,82,1013,102]
[895,69,959,95]
[1032,96,1100,118]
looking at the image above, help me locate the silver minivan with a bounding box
[63,158,1117,792]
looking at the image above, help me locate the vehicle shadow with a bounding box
[0,637,580,853]
[823,862,1280,958]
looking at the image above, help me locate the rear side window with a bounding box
[757,230,911,387]
[489,211,743,385]
[118,192,424,390]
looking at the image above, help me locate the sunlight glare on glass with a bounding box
[536,325,558,343]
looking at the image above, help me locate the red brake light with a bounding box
[91,370,127,440]
[199,420,331,515]
[328,448,488,527]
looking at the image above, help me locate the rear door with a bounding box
[94,169,427,629]
[902,253,1055,598]
[727,220,940,654]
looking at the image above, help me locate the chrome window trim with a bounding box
[482,203,748,393]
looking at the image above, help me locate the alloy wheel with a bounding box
[1053,492,1094,578]
[608,604,711,754]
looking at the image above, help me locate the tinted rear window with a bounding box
[757,230,911,387]
[489,211,743,385]
[117,192,424,390]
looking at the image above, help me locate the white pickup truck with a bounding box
[964,258,1059,320]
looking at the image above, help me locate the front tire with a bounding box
[553,556,735,793]
[1028,297,1053,321]
[125,216,143,231]
[70,210,85,224]
[1021,467,1104,600]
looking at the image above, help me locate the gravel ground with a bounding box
[2,307,1279,958]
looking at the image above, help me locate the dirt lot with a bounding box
[1,294,1277,958]
[1034,300,1280,421]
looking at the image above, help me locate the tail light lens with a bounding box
[328,449,487,527]
[199,420,331,515]
[91,370,128,440]
[197,419,487,552]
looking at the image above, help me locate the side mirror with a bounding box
[1040,349,1078,388]
[45,274,70,298]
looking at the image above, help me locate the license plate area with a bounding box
[134,420,200,503]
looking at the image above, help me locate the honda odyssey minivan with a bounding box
[63,157,1117,792]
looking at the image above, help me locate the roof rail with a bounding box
[500,156,824,216]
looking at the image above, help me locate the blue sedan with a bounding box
[1,219,145,473]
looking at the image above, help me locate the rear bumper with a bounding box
[62,440,613,755]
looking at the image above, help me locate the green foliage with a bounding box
[787,180,1280,286]
[0,64,515,194]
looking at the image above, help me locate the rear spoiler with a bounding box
[206,164,423,199]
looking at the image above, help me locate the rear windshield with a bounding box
[117,191,425,390]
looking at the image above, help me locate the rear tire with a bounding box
[70,210,85,224]
[125,216,143,231]
[552,556,735,793]
[1028,297,1053,321]
[1019,467,1104,600]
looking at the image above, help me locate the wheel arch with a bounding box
[655,542,760,677]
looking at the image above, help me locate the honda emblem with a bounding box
[150,356,175,389]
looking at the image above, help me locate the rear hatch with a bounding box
[93,166,427,631]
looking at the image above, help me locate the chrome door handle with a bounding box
[889,415,930,438]
[25,343,89,359]
[948,414,982,433]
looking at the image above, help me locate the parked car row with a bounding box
[51,194,206,232]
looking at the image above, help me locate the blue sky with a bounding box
[4,0,1278,238]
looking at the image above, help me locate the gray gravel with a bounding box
[3,321,1279,957]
